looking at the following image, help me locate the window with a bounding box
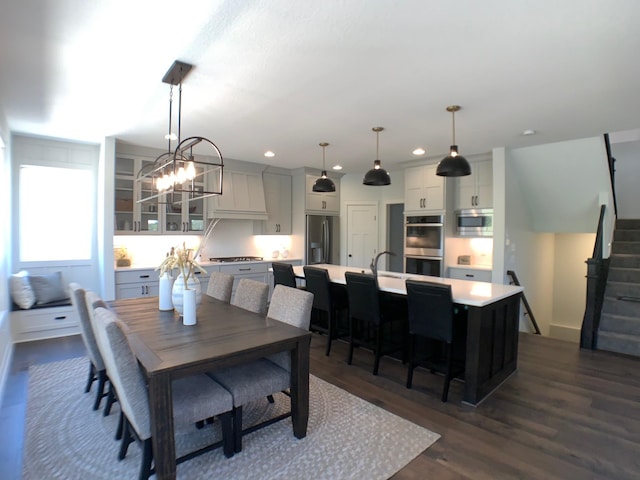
[19,165,94,262]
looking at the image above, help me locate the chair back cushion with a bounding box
[69,283,104,371]
[266,285,314,371]
[302,266,332,312]
[345,272,381,325]
[231,278,269,315]
[206,271,234,303]
[405,280,454,343]
[93,307,152,440]
[272,262,297,288]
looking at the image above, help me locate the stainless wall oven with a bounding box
[404,214,444,277]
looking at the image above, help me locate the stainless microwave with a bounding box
[456,208,493,237]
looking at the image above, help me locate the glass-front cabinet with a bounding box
[115,154,205,234]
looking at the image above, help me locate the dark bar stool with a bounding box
[405,279,465,402]
[272,262,301,289]
[344,272,404,375]
[303,266,348,356]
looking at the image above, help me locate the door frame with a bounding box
[345,201,378,269]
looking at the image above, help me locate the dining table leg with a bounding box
[290,337,311,439]
[148,373,176,479]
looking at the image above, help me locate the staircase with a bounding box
[598,219,640,356]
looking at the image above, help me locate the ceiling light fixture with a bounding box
[436,105,471,177]
[264,151,275,157]
[363,127,391,186]
[312,142,336,192]
[138,60,224,204]
[412,148,426,156]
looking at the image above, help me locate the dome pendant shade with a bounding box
[363,127,391,186]
[312,142,336,192]
[313,170,336,192]
[436,105,471,177]
[363,160,391,185]
[437,145,471,176]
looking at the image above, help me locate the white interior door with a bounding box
[346,203,378,269]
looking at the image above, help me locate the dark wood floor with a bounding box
[2,332,640,479]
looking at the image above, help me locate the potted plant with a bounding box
[157,243,207,315]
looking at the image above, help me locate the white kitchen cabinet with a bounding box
[256,172,292,234]
[455,159,493,210]
[115,154,206,235]
[115,155,161,234]
[404,164,444,214]
[209,171,267,219]
[11,305,80,342]
[305,174,340,214]
[448,266,492,283]
[115,269,159,299]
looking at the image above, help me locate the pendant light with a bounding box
[363,126,391,186]
[137,60,224,204]
[312,142,336,192]
[436,105,471,177]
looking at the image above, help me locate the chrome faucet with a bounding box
[370,251,397,277]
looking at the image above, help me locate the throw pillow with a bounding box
[10,271,37,309]
[30,272,69,305]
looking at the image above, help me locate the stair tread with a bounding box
[598,330,640,341]
[600,311,640,321]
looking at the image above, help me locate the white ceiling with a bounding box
[1,0,639,174]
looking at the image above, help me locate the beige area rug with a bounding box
[23,357,439,479]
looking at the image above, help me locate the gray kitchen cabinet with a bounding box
[10,305,80,342]
[115,269,159,299]
[219,262,269,302]
[255,172,292,234]
[455,159,493,209]
[305,174,340,214]
[404,163,444,214]
[448,266,492,283]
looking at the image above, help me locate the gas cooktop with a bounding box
[209,256,264,263]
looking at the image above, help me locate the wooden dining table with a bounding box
[109,294,312,480]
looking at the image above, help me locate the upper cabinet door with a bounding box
[455,159,493,209]
[258,172,292,234]
[404,164,444,214]
[305,174,340,214]
[115,156,161,234]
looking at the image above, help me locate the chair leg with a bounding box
[93,370,108,411]
[406,336,415,389]
[104,383,116,416]
[233,406,243,453]
[372,326,382,376]
[115,411,124,440]
[219,412,234,458]
[139,438,153,480]
[118,417,133,460]
[347,317,356,365]
[85,362,95,393]
[442,343,454,403]
[325,310,334,356]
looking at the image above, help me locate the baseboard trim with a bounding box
[549,324,581,343]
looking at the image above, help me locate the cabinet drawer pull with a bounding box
[139,275,150,278]
[465,274,474,278]
[54,316,67,321]
[239,268,251,271]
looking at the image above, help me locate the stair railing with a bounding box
[580,204,610,349]
[506,270,541,335]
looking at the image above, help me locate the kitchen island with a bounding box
[293,264,524,405]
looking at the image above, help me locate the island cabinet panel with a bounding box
[463,292,521,405]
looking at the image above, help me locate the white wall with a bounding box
[0,126,12,401]
[610,135,640,219]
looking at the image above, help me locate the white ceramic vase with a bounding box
[182,288,197,325]
[158,272,174,311]
[171,274,202,314]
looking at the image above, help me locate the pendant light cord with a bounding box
[167,85,173,152]
[451,110,456,145]
[376,129,380,159]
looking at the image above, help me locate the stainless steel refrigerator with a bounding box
[306,215,340,265]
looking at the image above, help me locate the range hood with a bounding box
[207,170,268,220]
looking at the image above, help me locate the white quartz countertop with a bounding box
[293,264,523,307]
[116,258,302,272]
[448,264,492,271]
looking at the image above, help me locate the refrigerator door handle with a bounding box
[322,219,329,263]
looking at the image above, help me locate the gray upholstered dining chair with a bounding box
[69,282,108,410]
[231,278,269,315]
[209,284,314,453]
[93,307,235,479]
[206,271,235,303]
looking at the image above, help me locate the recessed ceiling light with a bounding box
[412,148,426,156]
[332,165,342,170]
[164,133,178,140]
[264,151,275,157]
[522,129,536,136]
